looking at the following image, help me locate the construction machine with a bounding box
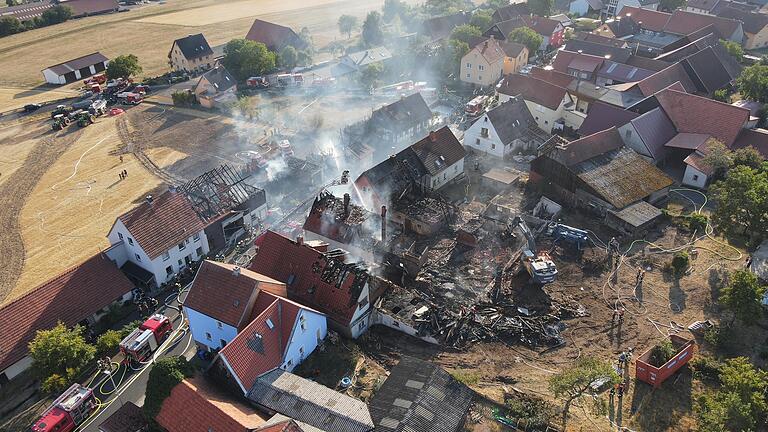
[511,216,558,284]
[50,105,73,119]
[51,114,70,131]
[549,223,591,250]
[76,111,95,128]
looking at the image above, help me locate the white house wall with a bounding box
[617,123,655,161]
[280,309,328,371]
[186,307,240,352]
[430,159,465,189]
[524,100,561,133]
[2,355,33,381]
[682,165,708,189]
[464,115,505,158]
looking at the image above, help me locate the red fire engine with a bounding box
[31,384,97,432]
[119,314,173,364]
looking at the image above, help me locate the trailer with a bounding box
[31,384,97,432]
[116,92,143,105]
[635,335,695,388]
[119,314,173,364]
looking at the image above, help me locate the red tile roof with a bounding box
[218,291,309,391]
[521,15,562,36]
[411,126,466,176]
[684,152,714,175]
[245,19,304,51]
[733,128,768,158]
[249,231,369,327]
[530,67,575,88]
[498,74,568,111]
[185,260,287,329]
[257,420,305,432]
[549,128,626,166]
[636,63,697,96]
[616,6,670,32]
[552,50,604,74]
[0,253,134,371]
[618,6,742,38]
[116,191,206,260]
[655,88,749,146]
[156,377,267,432]
[64,0,118,17]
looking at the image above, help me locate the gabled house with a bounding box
[602,0,659,18]
[463,98,547,158]
[686,0,722,14]
[169,33,214,74]
[492,3,531,22]
[194,65,237,109]
[564,39,634,63]
[249,230,373,338]
[530,128,673,212]
[717,7,768,49]
[579,101,640,137]
[42,52,109,85]
[616,6,744,42]
[245,19,305,51]
[496,73,578,132]
[617,107,677,162]
[339,47,392,73]
[483,16,565,50]
[184,260,290,352]
[420,11,470,42]
[574,31,631,48]
[355,126,466,206]
[461,37,528,87]
[0,253,134,382]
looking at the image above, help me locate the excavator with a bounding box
[511,216,558,284]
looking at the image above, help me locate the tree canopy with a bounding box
[450,24,482,45]
[279,45,298,69]
[527,0,553,17]
[721,269,767,325]
[549,357,620,425]
[28,323,95,388]
[383,0,408,22]
[0,16,23,37]
[144,356,194,420]
[470,10,493,31]
[659,0,686,11]
[710,163,768,243]
[106,54,143,80]
[41,5,72,25]
[359,62,384,90]
[424,0,466,16]
[720,39,743,63]
[508,27,543,53]
[737,64,768,103]
[222,39,276,81]
[362,11,384,46]
[701,139,732,181]
[338,14,358,38]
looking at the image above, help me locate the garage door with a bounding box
[94,62,105,72]
[79,67,93,79]
[64,71,77,83]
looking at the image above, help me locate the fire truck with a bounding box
[465,95,490,117]
[31,384,97,432]
[119,314,173,364]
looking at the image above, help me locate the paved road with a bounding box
[77,289,194,432]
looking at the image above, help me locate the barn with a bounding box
[42,52,109,85]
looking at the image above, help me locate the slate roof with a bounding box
[598,61,654,83]
[681,45,740,94]
[250,231,370,327]
[218,291,307,391]
[655,32,721,62]
[246,19,304,50]
[369,93,432,131]
[686,0,720,12]
[97,401,147,432]
[732,128,768,158]
[45,52,108,75]
[497,74,568,111]
[116,191,206,260]
[655,88,749,146]
[483,98,539,144]
[171,33,213,60]
[574,31,629,48]
[62,0,118,17]
[199,65,236,94]
[636,62,698,96]
[665,132,711,150]
[492,3,531,22]
[629,107,677,160]
[420,11,470,40]
[601,16,641,38]
[157,377,268,432]
[0,0,54,21]
[564,39,633,63]
[369,356,474,432]
[410,126,466,176]
[248,370,374,432]
[185,260,286,329]
[579,102,639,136]
[0,253,133,371]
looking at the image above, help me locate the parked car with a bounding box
[23,103,42,112]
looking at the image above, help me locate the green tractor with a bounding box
[76,111,95,128]
[52,114,70,131]
[50,105,73,119]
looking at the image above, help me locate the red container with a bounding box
[636,334,695,388]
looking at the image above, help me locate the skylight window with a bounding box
[266,318,275,329]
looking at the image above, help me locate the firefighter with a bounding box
[618,382,625,398]
[618,307,625,324]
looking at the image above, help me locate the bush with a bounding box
[144,356,194,420]
[449,369,480,386]
[704,325,737,354]
[96,330,123,357]
[649,338,676,367]
[671,251,690,276]
[171,91,197,107]
[41,374,69,394]
[505,395,556,431]
[691,356,723,383]
[688,213,708,233]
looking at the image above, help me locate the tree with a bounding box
[732,146,763,169]
[658,0,686,11]
[144,356,194,419]
[362,11,384,46]
[171,90,197,107]
[713,88,729,102]
[222,38,276,81]
[338,14,358,38]
[359,62,384,90]
[701,139,732,180]
[106,54,143,80]
[425,0,466,16]
[326,40,345,56]
[710,164,768,243]
[383,0,407,22]
[695,357,768,432]
[436,38,470,79]
[95,330,123,357]
[279,45,298,69]
[297,50,312,66]
[28,323,96,383]
[0,16,22,37]
[527,0,553,17]
[483,0,511,9]
[549,357,620,426]
[299,27,313,53]
[720,39,743,63]
[470,10,493,32]
[41,5,72,25]
[721,269,767,325]
[450,24,482,44]
[228,96,258,119]
[508,27,543,54]
[737,64,768,103]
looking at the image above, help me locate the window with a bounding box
[196,247,203,257]
[193,233,200,242]
[443,173,447,179]
[165,266,173,276]
[162,251,170,261]
[205,332,212,341]
[358,296,369,309]
[299,346,305,357]
[118,232,123,241]
[491,143,496,150]
[479,75,483,81]
[692,174,699,181]
[466,63,471,68]
[135,254,141,262]
[266,318,275,329]
[481,127,489,138]
[220,339,227,348]
[358,320,366,330]
[625,129,632,139]
[178,242,186,251]
[475,138,480,145]
[178,259,183,267]
[128,237,134,246]
[478,65,484,71]
[217,321,223,329]
[454,165,458,172]
[466,73,470,78]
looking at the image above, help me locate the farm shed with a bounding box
[42,52,109,85]
[605,200,663,234]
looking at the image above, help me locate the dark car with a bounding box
[23,103,42,112]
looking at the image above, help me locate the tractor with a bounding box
[51,114,70,131]
[50,105,73,119]
[76,111,96,128]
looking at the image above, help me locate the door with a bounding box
[64,71,77,83]
[79,66,92,79]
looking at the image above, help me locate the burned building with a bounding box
[178,165,267,251]
[341,93,434,163]
[302,191,388,262]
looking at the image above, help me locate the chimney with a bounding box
[381,206,387,241]
[343,193,351,218]
[296,236,303,245]
[145,195,153,205]
[429,131,437,142]
[232,266,241,276]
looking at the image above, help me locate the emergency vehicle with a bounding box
[31,384,97,432]
[119,314,173,364]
